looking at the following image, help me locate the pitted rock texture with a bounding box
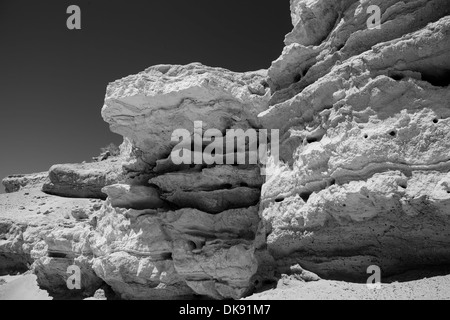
[259,1,450,281]
[101,63,270,173]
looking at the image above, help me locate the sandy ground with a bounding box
[0,187,103,225]
[1,272,449,300]
[246,275,450,300]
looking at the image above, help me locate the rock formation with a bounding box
[2,172,48,193]
[259,0,450,281]
[1,0,450,300]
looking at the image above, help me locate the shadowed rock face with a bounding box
[101,63,270,173]
[1,0,450,300]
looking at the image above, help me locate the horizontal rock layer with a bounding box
[42,159,124,199]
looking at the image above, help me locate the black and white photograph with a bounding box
[1,0,450,306]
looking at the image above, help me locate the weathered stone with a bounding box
[162,187,261,214]
[2,172,48,193]
[102,184,165,210]
[259,4,450,281]
[150,165,263,193]
[101,63,270,169]
[43,159,124,199]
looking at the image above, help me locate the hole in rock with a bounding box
[389,74,404,81]
[364,134,369,139]
[293,74,302,83]
[186,241,197,251]
[328,178,336,187]
[421,70,450,87]
[240,182,249,187]
[160,252,173,260]
[300,192,312,203]
[306,136,319,144]
[389,131,397,137]
[222,183,233,190]
[47,252,67,259]
[336,44,345,51]
[433,118,439,124]
[275,197,285,203]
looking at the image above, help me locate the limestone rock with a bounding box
[88,202,260,299]
[102,184,165,210]
[259,2,450,280]
[149,165,263,193]
[43,159,124,199]
[2,172,48,193]
[101,63,270,170]
[162,188,261,214]
[2,0,450,301]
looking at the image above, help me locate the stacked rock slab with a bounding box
[96,63,270,299]
[259,0,450,280]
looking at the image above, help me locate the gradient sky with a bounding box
[0,0,291,192]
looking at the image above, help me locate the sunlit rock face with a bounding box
[259,0,450,280]
[101,63,270,174]
[96,63,270,299]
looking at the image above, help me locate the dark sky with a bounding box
[0,0,291,191]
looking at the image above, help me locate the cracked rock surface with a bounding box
[259,0,450,281]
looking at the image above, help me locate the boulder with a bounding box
[42,159,124,199]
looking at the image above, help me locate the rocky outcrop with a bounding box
[89,203,260,299]
[258,1,450,281]
[2,0,450,300]
[42,158,124,199]
[2,172,48,193]
[0,188,106,298]
[101,63,270,174]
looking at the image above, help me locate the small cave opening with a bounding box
[293,74,302,83]
[275,197,285,203]
[306,136,319,144]
[433,118,439,124]
[47,252,67,259]
[300,192,312,203]
[389,74,405,81]
[328,178,336,187]
[420,69,450,87]
[389,130,397,137]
